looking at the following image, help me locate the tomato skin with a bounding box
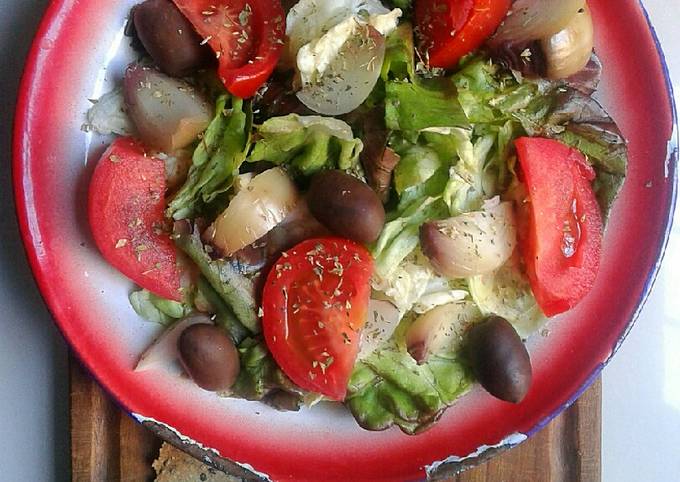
[262,238,373,401]
[515,137,603,317]
[219,1,285,99]
[172,0,285,98]
[88,137,181,301]
[415,0,510,69]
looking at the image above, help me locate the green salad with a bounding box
[85,0,627,434]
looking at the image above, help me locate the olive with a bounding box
[466,316,532,403]
[178,324,240,392]
[307,170,385,244]
[133,0,212,77]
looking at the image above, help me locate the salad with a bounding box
[84,0,627,434]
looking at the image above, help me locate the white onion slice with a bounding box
[493,0,586,44]
[296,22,386,116]
[124,64,212,153]
[542,5,594,79]
[405,301,481,364]
[208,168,300,256]
[357,299,401,359]
[286,0,395,60]
[420,200,517,279]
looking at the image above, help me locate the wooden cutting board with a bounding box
[70,356,601,482]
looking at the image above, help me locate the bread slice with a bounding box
[153,443,241,482]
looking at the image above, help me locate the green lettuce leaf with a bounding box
[450,57,503,123]
[196,276,250,345]
[168,95,252,220]
[129,289,188,325]
[231,337,306,410]
[372,197,449,277]
[174,222,259,333]
[385,79,468,134]
[393,146,442,194]
[555,122,628,219]
[429,125,513,215]
[385,0,413,10]
[382,22,415,81]
[249,114,363,177]
[396,167,450,212]
[346,347,471,434]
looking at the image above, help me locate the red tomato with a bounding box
[415,0,510,69]
[88,137,181,301]
[515,137,603,317]
[172,0,285,98]
[262,238,373,401]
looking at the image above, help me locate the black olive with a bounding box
[178,324,240,391]
[307,170,385,244]
[466,316,532,403]
[133,0,212,77]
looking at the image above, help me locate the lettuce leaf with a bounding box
[249,114,363,177]
[468,258,545,339]
[168,95,252,220]
[388,56,627,221]
[229,337,309,410]
[129,289,188,325]
[385,79,468,133]
[381,22,415,81]
[372,197,449,277]
[393,146,442,194]
[346,346,471,434]
[396,166,450,212]
[173,222,259,333]
[196,277,250,345]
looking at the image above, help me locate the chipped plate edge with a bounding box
[425,433,527,480]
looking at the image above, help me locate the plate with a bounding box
[13,1,678,480]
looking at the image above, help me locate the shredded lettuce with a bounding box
[469,258,545,339]
[249,114,363,177]
[393,146,442,194]
[168,95,252,220]
[372,252,467,315]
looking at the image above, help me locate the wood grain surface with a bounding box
[70,357,601,482]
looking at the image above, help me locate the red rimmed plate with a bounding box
[13,1,678,480]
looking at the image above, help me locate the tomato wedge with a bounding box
[515,137,603,317]
[88,137,181,301]
[415,0,510,69]
[262,238,373,401]
[171,0,285,98]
